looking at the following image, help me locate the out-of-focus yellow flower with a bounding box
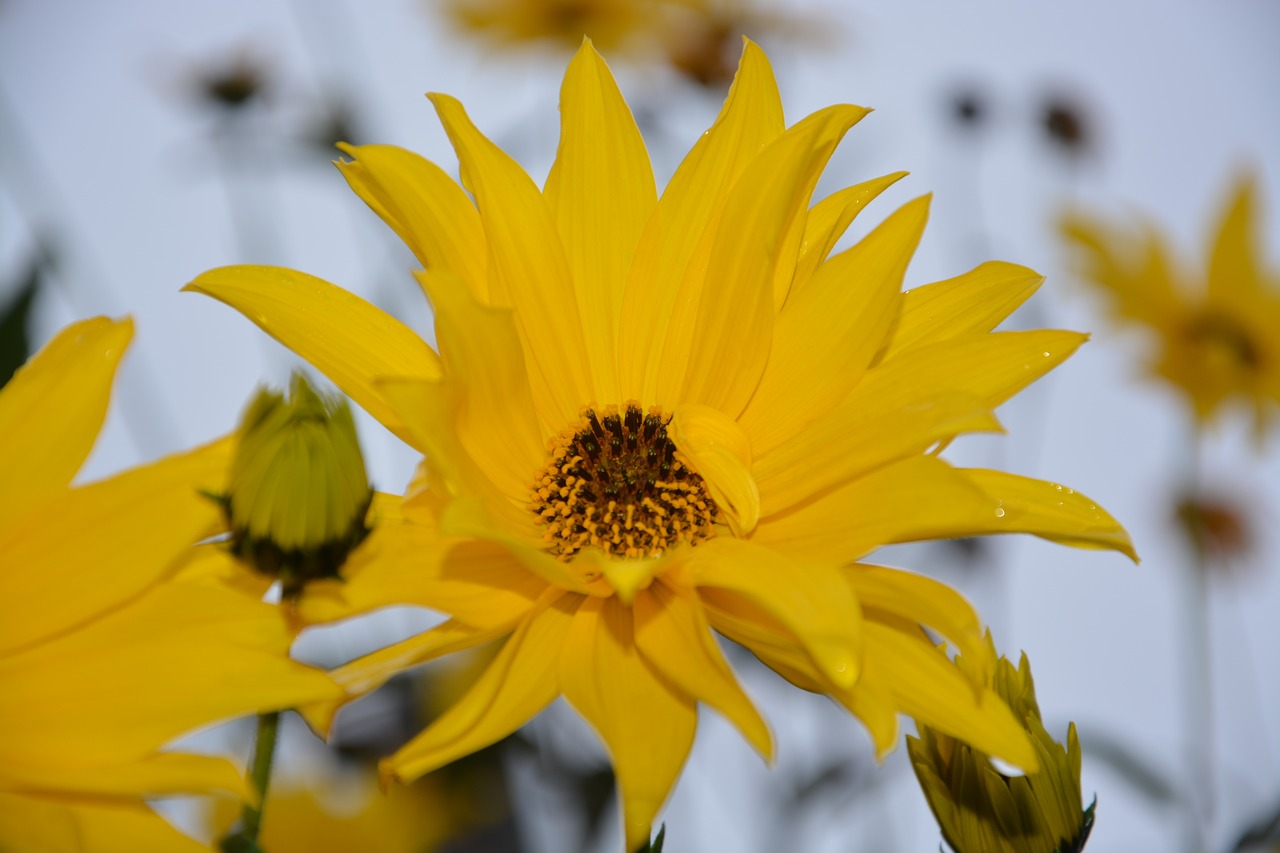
[909,634,1095,853]
[442,0,657,54]
[0,318,339,853]
[189,40,1134,852]
[657,0,833,89]
[207,766,461,853]
[1062,176,1280,436]
[216,373,373,597]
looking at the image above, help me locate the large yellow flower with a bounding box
[1062,175,1280,436]
[0,318,340,853]
[189,41,1134,851]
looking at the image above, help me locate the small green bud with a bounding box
[908,633,1095,853]
[217,373,372,596]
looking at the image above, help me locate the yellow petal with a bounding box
[1,751,247,800]
[863,329,1088,415]
[844,564,986,675]
[755,391,1000,517]
[754,455,1135,563]
[185,266,442,446]
[419,271,547,501]
[384,590,577,783]
[0,436,232,657]
[560,595,697,853]
[883,261,1045,359]
[688,538,861,688]
[376,377,542,542]
[670,403,759,535]
[634,580,773,762]
[752,455,997,563]
[0,791,212,853]
[295,525,547,629]
[543,40,656,405]
[1059,212,1179,328]
[0,316,131,521]
[861,622,1038,770]
[617,39,784,403]
[335,143,488,300]
[429,93,592,429]
[0,582,339,770]
[672,104,872,416]
[790,172,908,295]
[1208,173,1263,299]
[961,469,1138,561]
[298,618,511,738]
[741,194,928,454]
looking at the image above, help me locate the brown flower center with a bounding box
[530,404,718,560]
[1185,311,1261,369]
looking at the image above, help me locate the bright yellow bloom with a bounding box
[189,41,1134,851]
[0,318,340,853]
[909,634,1095,853]
[217,373,374,596]
[1062,175,1280,436]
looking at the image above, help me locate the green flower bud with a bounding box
[217,373,372,596]
[908,633,1096,853]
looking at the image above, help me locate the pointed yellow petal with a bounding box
[1208,174,1263,299]
[429,93,592,428]
[838,679,901,759]
[384,590,577,783]
[335,143,488,299]
[672,104,872,416]
[296,524,547,629]
[0,583,339,770]
[866,329,1088,415]
[861,622,1038,771]
[0,791,212,853]
[0,316,131,521]
[0,436,232,656]
[741,195,927,454]
[419,271,546,501]
[1059,212,1178,328]
[560,595,697,853]
[844,564,985,668]
[790,172,908,294]
[185,266,441,446]
[961,469,1138,561]
[617,39,784,403]
[544,41,656,405]
[755,391,1000,517]
[688,538,861,688]
[754,455,1134,563]
[884,261,1045,359]
[635,580,773,762]
[376,377,542,543]
[298,618,511,738]
[670,403,758,535]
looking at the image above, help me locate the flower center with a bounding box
[1185,310,1261,370]
[530,404,718,560]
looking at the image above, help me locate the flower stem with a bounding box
[243,711,281,842]
[221,711,281,852]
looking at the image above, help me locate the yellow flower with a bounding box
[442,0,656,54]
[188,41,1134,852]
[217,372,374,597]
[908,634,1095,853]
[0,318,340,853]
[206,766,461,853]
[1062,175,1280,436]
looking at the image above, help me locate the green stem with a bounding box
[241,711,281,844]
